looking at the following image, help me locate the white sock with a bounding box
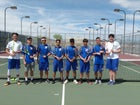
[7,69,11,76]
[25,77,28,81]
[31,76,33,81]
[7,77,10,82]
[7,69,11,82]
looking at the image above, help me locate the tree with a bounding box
[53,34,62,40]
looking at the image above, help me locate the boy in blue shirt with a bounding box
[22,37,36,85]
[92,37,105,84]
[79,39,92,84]
[52,39,65,84]
[37,37,51,83]
[64,38,78,84]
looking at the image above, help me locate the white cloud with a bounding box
[0,0,11,5]
[1,0,140,39]
[111,0,140,10]
[37,8,46,16]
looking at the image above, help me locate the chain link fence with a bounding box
[0,31,140,55]
[116,33,140,55]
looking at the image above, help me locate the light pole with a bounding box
[89,27,94,45]
[94,23,102,37]
[96,29,99,37]
[104,24,107,39]
[40,27,46,37]
[101,18,110,35]
[4,6,17,41]
[100,27,103,38]
[21,16,30,35]
[37,25,43,37]
[114,19,124,35]
[37,25,43,45]
[114,9,126,54]
[104,23,112,39]
[88,27,94,45]
[132,10,140,54]
[85,28,90,40]
[30,21,38,37]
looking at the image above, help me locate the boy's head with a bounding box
[69,38,75,46]
[108,34,115,42]
[12,33,18,41]
[56,39,61,46]
[83,38,88,46]
[96,37,101,45]
[26,37,32,44]
[41,37,46,44]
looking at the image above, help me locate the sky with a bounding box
[0,0,140,38]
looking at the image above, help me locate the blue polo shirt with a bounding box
[37,44,51,63]
[92,44,105,64]
[65,46,77,59]
[22,44,36,64]
[79,46,91,59]
[52,46,65,61]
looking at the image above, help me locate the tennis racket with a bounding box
[22,45,30,55]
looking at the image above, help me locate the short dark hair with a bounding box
[56,39,61,42]
[96,37,100,40]
[27,37,32,40]
[12,33,18,36]
[41,37,46,40]
[108,34,115,38]
[70,38,74,43]
[83,38,88,42]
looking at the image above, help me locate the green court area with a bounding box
[0,57,140,105]
[0,81,140,105]
[0,57,140,81]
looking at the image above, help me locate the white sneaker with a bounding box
[64,79,68,84]
[98,80,102,84]
[94,80,98,84]
[73,79,78,84]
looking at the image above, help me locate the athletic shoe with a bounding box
[61,79,64,84]
[98,80,102,84]
[4,81,11,86]
[73,79,78,84]
[17,81,21,85]
[87,80,93,85]
[30,80,35,84]
[107,81,113,85]
[64,79,68,84]
[52,80,56,84]
[94,80,98,84]
[46,79,50,83]
[25,81,29,85]
[78,79,83,84]
[39,78,43,83]
[111,81,115,85]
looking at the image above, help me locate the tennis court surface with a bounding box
[0,53,140,105]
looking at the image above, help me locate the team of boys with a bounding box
[4,33,121,86]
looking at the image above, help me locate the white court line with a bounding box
[0,62,7,67]
[61,83,66,105]
[121,65,140,74]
